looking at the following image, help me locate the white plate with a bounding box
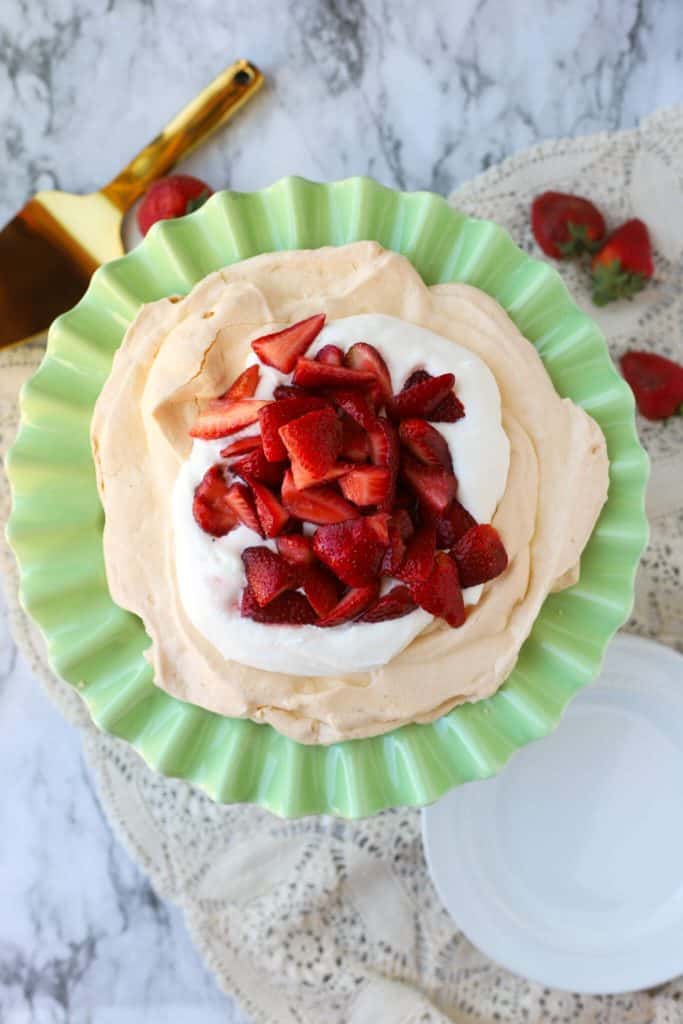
[422,633,683,994]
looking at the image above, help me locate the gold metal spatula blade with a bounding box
[0,59,264,349]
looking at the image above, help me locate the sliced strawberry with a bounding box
[410,552,465,628]
[292,358,376,392]
[224,481,263,536]
[345,343,393,407]
[281,470,359,525]
[393,483,419,516]
[241,586,317,625]
[273,383,312,401]
[338,466,390,507]
[365,512,391,544]
[401,455,457,514]
[220,434,261,458]
[246,478,290,537]
[312,518,388,587]
[428,499,477,549]
[223,364,260,400]
[368,417,399,513]
[381,522,407,575]
[276,533,315,566]
[302,564,343,617]
[316,584,379,627]
[399,418,453,470]
[259,396,330,462]
[340,415,370,462]
[394,525,436,585]
[359,586,416,623]
[403,369,431,390]
[279,407,342,489]
[393,508,415,541]
[192,465,237,537]
[451,524,508,588]
[190,398,269,440]
[251,314,325,373]
[316,344,344,366]
[241,547,298,607]
[390,373,455,421]
[229,447,286,487]
[326,388,376,429]
[430,391,465,423]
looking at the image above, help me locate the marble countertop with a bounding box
[1,0,681,1020]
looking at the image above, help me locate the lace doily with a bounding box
[1,107,682,1024]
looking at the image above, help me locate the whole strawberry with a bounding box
[620,350,683,420]
[137,174,213,236]
[531,191,606,259]
[591,219,653,306]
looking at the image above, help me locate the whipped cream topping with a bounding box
[172,314,510,676]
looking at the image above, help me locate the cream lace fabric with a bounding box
[1,108,682,1024]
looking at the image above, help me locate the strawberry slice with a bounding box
[339,466,391,507]
[316,584,379,628]
[403,369,430,389]
[428,499,477,549]
[302,564,343,616]
[400,371,464,422]
[224,481,264,536]
[368,418,399,513]
[326,389,376,429]
[365,512,391,543]
[273,384,312,401]
[393,508,415,541]
[228,447,286,488]
[281,470,358,525]
[251,314,325,373]
[276,533,315,566]
[246,478,289,537]
[401,455,457,513]
[312,518,388,587]
[259,396,330,462]
[220,434,261,457]
[430,391,465,423]
[410,552,465,627]
[359,586,416,623]
[316,344,344,366]
[241,587,317,625]
[242,546,299,606]
[223,364,260,400]
[345,343,393,407]
[340,415,370,462]
[279,407,342,489]
[192,465,237,537]
[399,418,453,470]
[390,373,455,421]
[381,523,406,575]
[292,358,377,392]
[190,398,269,440]
[451,524,508,588]
[394,525,436,585]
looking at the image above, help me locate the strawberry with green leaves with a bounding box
[591,219,654,306]
[137,175,213,236]
[531,192,606,259]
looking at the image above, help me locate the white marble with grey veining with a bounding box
[0,1,681,1021]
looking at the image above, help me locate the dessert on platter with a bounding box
[91,241,609,744]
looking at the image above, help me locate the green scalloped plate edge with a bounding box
[5,176,649,818]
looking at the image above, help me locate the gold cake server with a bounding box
[0,58,264,349]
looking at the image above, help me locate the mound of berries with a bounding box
[190,315,508,628]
